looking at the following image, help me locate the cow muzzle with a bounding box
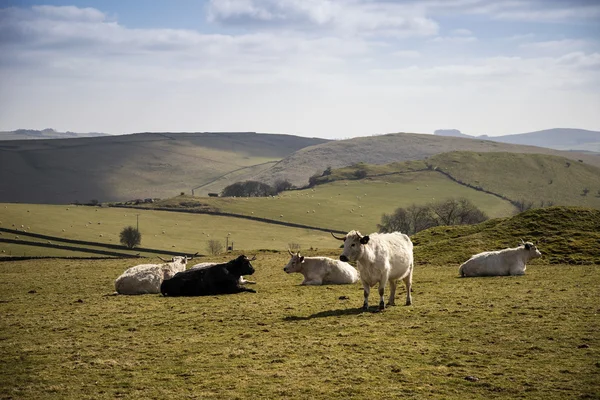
[340,255,349,262]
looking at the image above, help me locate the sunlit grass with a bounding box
[0,252,598,399]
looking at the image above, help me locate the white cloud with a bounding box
[207,0,439,37]
[0,4,598,138]
[519,39,589,52]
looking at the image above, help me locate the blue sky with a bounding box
[0,0,599,138]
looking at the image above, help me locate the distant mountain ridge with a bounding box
[434,128,600,152]
[0,128,110,140]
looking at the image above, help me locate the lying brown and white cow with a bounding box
[459,240,542,277]
[283,250,359,285]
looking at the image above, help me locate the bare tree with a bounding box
[288,242,301,253]
[207,239,224,255]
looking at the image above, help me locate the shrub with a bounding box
[119,226,141,249]
[221,181,276,197]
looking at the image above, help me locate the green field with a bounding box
[426,152,600,208]
[157,171,516,234]
[0,204,344,257]
[1,252,598,399]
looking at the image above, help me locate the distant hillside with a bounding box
[308,152,600,210]
[484,128,600,152]
[0,128,110,140]
[254,132,600,187]
[413,206,600,265]
[434,128,600,152]
[433,129,472,139]
[0,132,328,204]
[426,152,600,209]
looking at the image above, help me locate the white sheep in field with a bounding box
[283,250,359,285]
[114,256,191,295]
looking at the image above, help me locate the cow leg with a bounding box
[403,268,413,306]
[378,283,386,310]
[362,282,370,311]
[387,279,397,306]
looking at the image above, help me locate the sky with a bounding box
[0,0,599,139]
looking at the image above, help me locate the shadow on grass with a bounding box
[283,307,382,321]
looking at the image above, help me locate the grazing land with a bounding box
[153,171,516,233]
[0,252,598,399]
[0,203,344,257]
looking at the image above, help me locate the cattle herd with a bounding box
[114,230,542,310]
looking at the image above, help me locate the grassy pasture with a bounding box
[427,152,600,209]
[1,252,598,399]
[158,171,516,233]
[0,203,342,257]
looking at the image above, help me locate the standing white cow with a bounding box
[115,256,190,295]
[283,250,359,285]
[332,230,414,310]
[459,240,542,277]
[190,261,256,285]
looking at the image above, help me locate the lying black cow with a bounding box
[160,255,256,296]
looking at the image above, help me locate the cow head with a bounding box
[331,230,369,262]
[283,250,304,273]
[227,255,256,277]
[158,255,188,266]
[520,239,542,259]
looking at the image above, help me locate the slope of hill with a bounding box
[426,152,600,209]
[0,128,110,140]
[254,132,600,187]
[485,128,600,152]
[147,170,516,234]
[434,128,600,152]
[0,132,328,204]
[413,206,600,265]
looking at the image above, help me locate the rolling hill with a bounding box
[253,132,600,187]
[0,128,110,140]
[434,128,600,152]
[0,132,328,204]
[2,130,599,205]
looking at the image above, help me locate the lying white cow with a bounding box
[332,230,414,310]
[459,240,542,277]
[283,250,359,285]
[115,256,189,295]
[190,261,256,285]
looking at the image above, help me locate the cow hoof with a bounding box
[379,302,385,310]
[362,305,369,311]
[387,302,396,307]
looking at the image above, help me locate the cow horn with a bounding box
[288,249,294,256]
[188,252,199,260]
[520,238,526,245]
[157,256,168,262]
[249,255,257,261]
[330,232,346,241]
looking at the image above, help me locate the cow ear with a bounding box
[360,235,370,244]
[299,256,305,263]
[525,243,531,250]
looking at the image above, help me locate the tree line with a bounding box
[377,198,488,235]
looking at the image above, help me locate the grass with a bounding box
[153,170,516,234]
[0,251,598,399]
[413,206,600,265]
[426,152,600,209]
[0,203,344,257]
